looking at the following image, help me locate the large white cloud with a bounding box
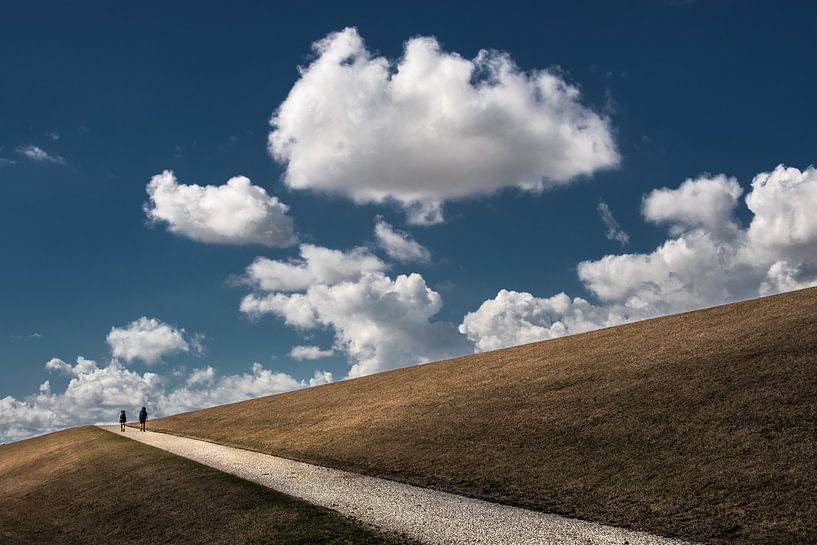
[579,165,817,315]
[106,317,200,365]
[462,164,817,351]
[0,357,332,443]
[242,271,471,378]
[374,218,431,263]
[269,27,619,224]
[245,244,386,292]
[145,170,296,246]
[577,229,747,314]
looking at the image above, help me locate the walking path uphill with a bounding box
[101,426,697,545]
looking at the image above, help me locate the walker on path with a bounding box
[138,406,148,432]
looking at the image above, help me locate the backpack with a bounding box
[139,408,147,421]
[119,410,126,422]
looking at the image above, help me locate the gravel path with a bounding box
[102,426,696,545]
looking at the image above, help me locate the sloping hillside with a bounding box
[0,427,414,545]
[151,287,817,545]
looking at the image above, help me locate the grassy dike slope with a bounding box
[0,427,414,545]
[152,287,817,545]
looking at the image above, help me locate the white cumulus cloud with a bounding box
[745,164,817,262]
[106,317,199,365]
[289,345,334,360]
[269,27,619,224]
[579,165,817,316]
[462,164,817,351]
[577,229,743,314]
[759,261,817,296]
[642,173,743,236]
[1,357,164,443]
[245,244,386,292]
[459,290,627,353]
[186,366,215,386]
[145,170,296,247]
[159,363,325,415]
[374,218,431,263]
[242,271,471,378]
[0,357,332,443]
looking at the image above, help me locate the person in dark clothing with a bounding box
[119,409,127,432]
[139,406,148,432]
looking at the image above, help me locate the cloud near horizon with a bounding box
[461,164,817,351]
[145,170,296,247]
[0,356,332,443]
[268,27,619,224]
[460,290,626,352]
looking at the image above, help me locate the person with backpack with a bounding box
[139,406,148,432]
[119,409,127,432]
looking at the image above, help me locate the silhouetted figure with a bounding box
[139,406,148,432]
[119,409,127,432]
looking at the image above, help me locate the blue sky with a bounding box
[2,1,816,441]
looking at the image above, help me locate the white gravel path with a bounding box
[101,425,697,545]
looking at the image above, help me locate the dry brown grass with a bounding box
[150,287,817,544]
[0,426,415,545]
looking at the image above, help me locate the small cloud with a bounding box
[46,131,60,141]
[435,280,456,292]
[9,332,44,340]
[289,345,334,360]
[308,370,333,386]
[642,174,742,236]
[186,366,216,386]
[145,170,297,247]
[602,87,618,116]
[245,244,386,292]
[597,200,630,245]
[374,217,432,263]
[106,316,201,365]
[16,145,66,165]
[0,157,16,167]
